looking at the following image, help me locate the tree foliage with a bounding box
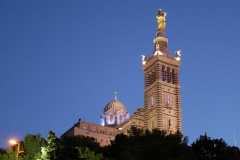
[0,147,17,160]
[2,129,240,160]
[61,135,100,153]
[0,148,6,155]
[21,133,46,160]
[105,126,196,160]
[41,131,66,160]
[76,147,103,160]
[0,134,46,160]
[40,131,103,160]
[191,133,240,160]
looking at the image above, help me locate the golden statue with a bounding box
[156,9,167,31]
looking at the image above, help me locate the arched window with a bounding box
[166,68,170,82]
[151,97,154,106]
[149,73,152,85]
[119,115,122,124]
[172,69,175,84]
[149,72,156,85]
[110,114,114,124]
[167,95,171,104]
[162,66,165,81]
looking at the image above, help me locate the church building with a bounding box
[62,9,182,146]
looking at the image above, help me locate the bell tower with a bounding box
[142,9,182,132]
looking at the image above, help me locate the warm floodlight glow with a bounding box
[9,139,22,160]
[119,128,123,130]
[9,139,18,145]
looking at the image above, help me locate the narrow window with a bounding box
[119,115,122,123]
[153,72,156,82]
[172,70,175,84]
[149,73,153,85]
[169,119,171,126]
[169,70,172,83]
[166,68,169,82]
[168,95,170,104]
[110,114,114,123]
[151,97,154,106]
[162,66,165,81]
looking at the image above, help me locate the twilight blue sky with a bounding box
[1,1,240,148]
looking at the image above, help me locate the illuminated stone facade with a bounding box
[117,29,182,133]
[62,9,182,146]
[100,93,129,127]
[63,121,122,146]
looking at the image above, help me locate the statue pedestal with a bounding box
[156,31,165,37]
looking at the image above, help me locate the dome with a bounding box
[104,100,127,113]
[100,92,129,127]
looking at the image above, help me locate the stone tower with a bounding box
[141,9,182,132]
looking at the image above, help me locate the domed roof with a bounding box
[104,99,127,113]
[104,92,127,113]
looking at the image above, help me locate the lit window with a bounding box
[151,97,154,106]
[110,114,114,124]
[168,96,170,104]
[119,115,122,123]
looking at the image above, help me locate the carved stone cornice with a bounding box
[153,37,168,44]
[144,80,180,92]
[142,55,181,71]
[161,80,181,89]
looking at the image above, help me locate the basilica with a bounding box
[62,9,182,146]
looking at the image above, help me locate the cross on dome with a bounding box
[114,91,117,100]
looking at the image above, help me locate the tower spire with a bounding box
[141,9,182,132]
[153,9,170,56]
[114,91,117,100]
